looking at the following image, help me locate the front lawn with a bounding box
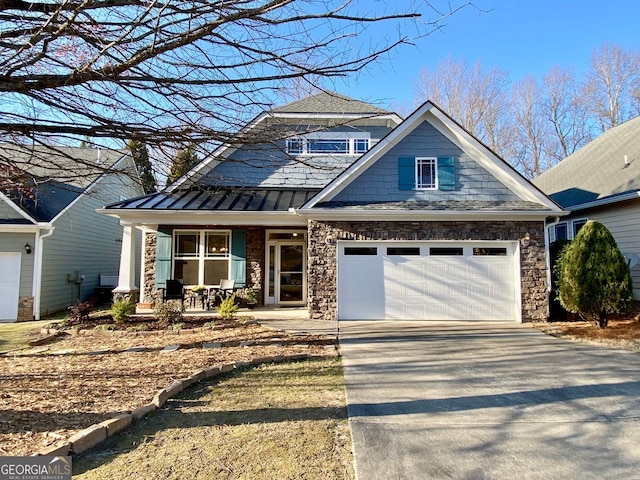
[73,358,354,479]
[0,321,335,456]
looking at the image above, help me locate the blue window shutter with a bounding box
[231,230,246,287]
[437,156,455,191]
[155,228,172,287]
[398,157,415,190]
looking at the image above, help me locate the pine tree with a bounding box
[557,220,633,328]
[126,139,156,194]
[166,146,199,186]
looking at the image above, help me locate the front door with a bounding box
[265,236,307,305]
[278,243,305,304]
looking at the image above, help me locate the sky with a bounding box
[337,0,640,110]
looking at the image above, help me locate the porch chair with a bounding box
[162,279,185,307]
[208,279,235,308]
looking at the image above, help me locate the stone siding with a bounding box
[17,296,34,322]
[143,231,159,304]
[307,220,547,322]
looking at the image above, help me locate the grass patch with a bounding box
[73,358,354,480]
[0,320,52,353]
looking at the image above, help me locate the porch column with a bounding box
[113,222,139,302]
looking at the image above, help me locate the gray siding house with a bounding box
[0,146,144,321]
[533,115,640,300]
[103,92,563,322]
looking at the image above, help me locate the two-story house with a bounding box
[102,92,563,322]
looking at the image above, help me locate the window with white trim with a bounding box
[554,222,568,241]
[416,157,437,190]
[286,133,370,155]
[173,230,230,286]
[572,219,588,238]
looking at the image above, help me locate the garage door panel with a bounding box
[0,252,21,322]
[338,241,518,321]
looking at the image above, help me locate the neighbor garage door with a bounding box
[0,252,21,322]
[337,242,519,321]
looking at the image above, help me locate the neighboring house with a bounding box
[102,92,563,322]
[0,146,144,321]
[533,115,640,300]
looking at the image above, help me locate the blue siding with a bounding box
[333,121,520,203]
[201,125,393,188]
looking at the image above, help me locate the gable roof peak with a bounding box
[270,90,391,115]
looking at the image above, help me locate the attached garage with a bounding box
[337,241,520,321]
[0,252,21,322]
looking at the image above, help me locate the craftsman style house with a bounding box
[102,92,563,322]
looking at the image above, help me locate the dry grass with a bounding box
[0,320,53,353]
[0,322,332,456]
[73,358,354,480]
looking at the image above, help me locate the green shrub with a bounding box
[169,322,185,331]
[557,220,633,328]
[67,300,92,324]
[217,295,239,320]
[153,301,183,327]
[111,299,136,324]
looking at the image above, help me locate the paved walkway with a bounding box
[339,320,640,480]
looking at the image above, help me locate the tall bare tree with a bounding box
[0,0,473,189]
[509,76,550,178]
[584,43,640,131]
[542,67,594,163]
[414,57,511,154]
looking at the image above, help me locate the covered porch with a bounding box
[98,187,318,316]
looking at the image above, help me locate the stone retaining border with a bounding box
[39,319,260,338]
[33,349,340,457]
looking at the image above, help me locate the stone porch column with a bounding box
[113,222,139,302]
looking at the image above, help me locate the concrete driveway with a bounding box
[339,321,640,480]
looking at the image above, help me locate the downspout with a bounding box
[33,226,55,320]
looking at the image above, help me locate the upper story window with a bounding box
[286,132,370,156]
[398,156,455,191]
[416,157,437,190]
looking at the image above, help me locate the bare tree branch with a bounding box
[0,0,474,190]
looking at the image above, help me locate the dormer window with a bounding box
[286,132,370,155]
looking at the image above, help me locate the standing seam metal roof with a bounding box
[105,188,320,212]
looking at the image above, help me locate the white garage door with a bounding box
[337,242,519,321]
[0,252,21,322]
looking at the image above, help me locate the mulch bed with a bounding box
[0,319,333,456]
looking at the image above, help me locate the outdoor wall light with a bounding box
[520,233,531,248]
[24,243,32,254]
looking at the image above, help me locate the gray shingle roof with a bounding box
[1,145,129,221]
[533,116,640,208]
[271,91,390,115]
[106,187,320,212]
